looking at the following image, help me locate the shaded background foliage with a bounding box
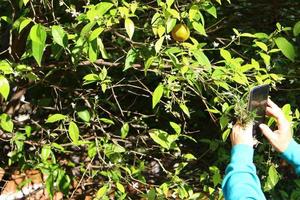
[0,0,299,199]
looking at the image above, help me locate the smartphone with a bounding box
[247,84,270,135]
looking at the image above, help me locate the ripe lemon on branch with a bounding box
[171,24,190,42]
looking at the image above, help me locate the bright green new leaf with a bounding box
[220,49,231,61]
[124,48,138,71]
[0,114,13,132]
[89,27,104,41]
[52,25,68,48]
[152,84,164,109]
[166,18,177,33]
[155,36,164,53]
[189,5,199,21]
[204,4,217,18]
[255,41,268,52]
[22,0,29,6]
[293,21,300,37]
[170,121,181,134]
[96,185,108,199]
[0,61,13,74]
[29,24,47,66]
[125,18,135,40]
[149,130,169,149]
[68,121,79,144]
[77,110,91,122]
[46,114,67,123]
[192,22,207,36]
[116,182,125,193]
[121,123,129,139]
[274,37,296,62]
[222,129,231,142]
[100,118,114,125]
[0,76,10,100]
[96,2,114,16]
[19,18,31,33]
[166,0,174,7]
[180,103,190,118]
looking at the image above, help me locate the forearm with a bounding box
[222,145,266,200]
[281,139,300,175]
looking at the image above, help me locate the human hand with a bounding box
[259,99,292,153]
[231,122,255,147]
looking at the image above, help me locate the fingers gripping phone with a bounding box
[247,84,270,135]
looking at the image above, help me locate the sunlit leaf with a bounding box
[52,25,68,48]
[152,84,164,109]
[29,24,47,66]
[46,114,67,123]
[0,76,10,100]
[68,121,79,144]
[125,18,135,39]
[274,37,296,62]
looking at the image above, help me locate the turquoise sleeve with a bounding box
[281,139,300,175]
[222,144,266,200]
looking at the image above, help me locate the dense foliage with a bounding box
[0,0,299,199]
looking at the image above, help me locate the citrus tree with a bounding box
[0,0,299,199]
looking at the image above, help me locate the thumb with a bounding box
[259,124,275,142]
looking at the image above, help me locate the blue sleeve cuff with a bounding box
[231,144,254,164]
[281,139,300,175]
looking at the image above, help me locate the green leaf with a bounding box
[68,121,79,144]
[116,182,125,193]
[205,4,217,18]
[255,41,268,52]
[89,27,104,41]
[89,39,98,61]
[77,110,91,122]
[166,0,174,7]
[22,0,29,6]
[52,25,68,48]
[29,24,47,66]
[0,61,13,74]
[121,123,129,139]
[96,185,108,199]
[46,114,67,123]
[222,129,231,142]
[259,52,271,66]
[180,103,190,118]
[293,21,300,37]
[192,22,207,36]
[166,18,177,33]
[220,49,231,61]
[0,76,10,100]
[125,18,135,40]
[152,84,164,109]
[147,188,156,200]
[83,74,100,84]
[274,37,296,62]
[96,2,114,16]
[0,114,13,132]
[149,129,169,149]
[169,122,181,134]
[264,165,280,191]
[41,145,51,161]
[155,36,164,53]
[124,48,138,71]
[189,5,199,21]
[100,118,114,125]
[193,50,211,67]
[19,18,31,33]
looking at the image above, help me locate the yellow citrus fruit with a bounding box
[171,24,190,42]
